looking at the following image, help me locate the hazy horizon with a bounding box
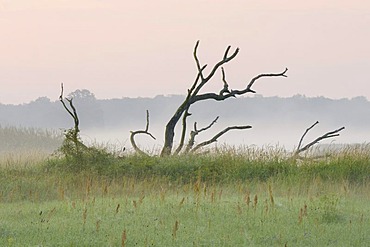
[1,91,370,106]
[1,95,369,151]
[1,1,370,104]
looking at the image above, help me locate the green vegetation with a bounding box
[0,126,369,246]
[0,143,369,246]
[0,181,368,246]
[48,144,370,184]
[0,125,62,154]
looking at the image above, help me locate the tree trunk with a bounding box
[161,105,187,156]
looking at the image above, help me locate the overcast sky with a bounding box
[1,0,369,104]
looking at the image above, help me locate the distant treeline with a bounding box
[1,90,369,147]
[1,91,369,130]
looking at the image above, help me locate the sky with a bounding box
[1,0,369,104]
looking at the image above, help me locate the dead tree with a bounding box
[59,83,87,156]
[293,121,345,160]
[160,40,288,156]
[130,110,156,156]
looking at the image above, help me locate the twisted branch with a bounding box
[130,110,156,156]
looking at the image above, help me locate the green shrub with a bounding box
[44,145,370,184]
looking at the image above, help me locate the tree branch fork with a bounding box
[160,40,288,156]
[293,121,345,160]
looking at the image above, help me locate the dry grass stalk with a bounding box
[218,189,223,200]
[211,191,215,203]
[253,194,258,209]
[244,192,251,207]
[160,191,166,202]
[96,219,101,232]
[115,203,120,215]
[58,186,65,200]
[85,178,92,197]
[83,208,87,225]
[160,186,166,202]
[121,229,127,247]
[342,182,349,194]
[47,207,56,222]
[103,184,108,195]
[194,181,200,194]
[298,208,303,224]
[237,203,242,215]
[179,197,185,206]
[194,172,201,194]
[268,184,274,207]
[264,199,269,214]
[139,195,145,204]
[303,204,307,216]
[172,220,179,239]
[299,203,308,224]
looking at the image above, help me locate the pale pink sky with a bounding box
[1,0,369,104]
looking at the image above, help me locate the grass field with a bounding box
[0,182,368,246]
[0,144,369,246]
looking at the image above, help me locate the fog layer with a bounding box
[1,93,368,151]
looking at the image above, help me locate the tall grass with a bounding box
[44,144,370,185]
[0,144,367,205]
[0,144,369,246]
[0,125,62,154]
[0,172,368,246]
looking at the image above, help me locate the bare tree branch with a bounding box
[184,116,220,153]
[193,40,205,82]
[161,40,287,156]
[196,117,220,133]
[190,68,288,103]
[173,65,207,155]
[174,107,191,155]
[130,110,156,156]
[59,83,80,135]
[297,121,319,151]
[244,68,288,94]
[59,83,79,133]
[66,98,79,133]
[293,121,345,158]
[191,42,239,98]
[205,45,239,82]
[219,67,231,95]
[59,83,88,153]
[191,125,252,153]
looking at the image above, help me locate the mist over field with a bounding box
[1,91,369,152]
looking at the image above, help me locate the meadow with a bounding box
[0,127,369,246]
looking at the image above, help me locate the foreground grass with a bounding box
[0,178,369,246]
[0,147,369,246]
